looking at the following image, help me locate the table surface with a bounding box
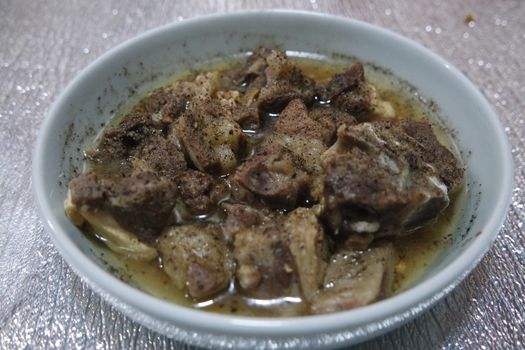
[1,0,524,349]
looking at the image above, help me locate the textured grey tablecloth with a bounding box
[1,0,524,349]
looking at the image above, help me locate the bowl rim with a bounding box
[32,9,514,337]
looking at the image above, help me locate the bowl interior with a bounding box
[34,10,513,343]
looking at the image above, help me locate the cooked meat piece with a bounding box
[317,62,371,118]
[74,207,158,261]
[89,74,217,172]
[176,109,220,173]
[135,87,186,123]
[229,45,273,88]
[309,107,357,144]
[91,112,165,170]
[310,242,395,314]
[106,172,177,242]
[399,120,464,192]
[233,144,309,209]
[321,120,462,240]
[216,89,260,130]
[282,208,328,301]
[233,218,300,299]
[229,206,327,301]
[262,99,330,200]
[257,50,316,112]
[158,223,234,299]
[318,62,366,101]
[228,48,316,126]
[177,170,228,215]
[175,71,221,103]
[221,203,270,242]
[274,99,329,144]
[135,135,187,179]
[176,101,244,174]
[66,180,158,261]
[68,173,105,209]
[317,62,394,120]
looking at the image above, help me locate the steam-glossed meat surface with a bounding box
[311,242,396,314]
[158,223,234,299]
[321,120,463,241]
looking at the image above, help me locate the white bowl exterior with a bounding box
[33,10,513,349]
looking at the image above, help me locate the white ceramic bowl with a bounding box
[33,10,513,349]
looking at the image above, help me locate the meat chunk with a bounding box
[135,87,186,124]
[282,208,328,301]
[70,172,176,244]
[229,47,316,115]
[321,120,463,241]
[274,99,329,144]
[107,172,177,242]
[257,50,316,112]
[310,242,395,314]
[177,170,228,215]
[233,217,300,299]
[221,203,270,242]
[68,173,105,209]
[158,223,234,299]
[317,62,394,120]
[309,107,357,144]
[176,101,244,174]
[135,135,187,179]
[229,46,273,88]
[261,99,330,200]
[233,144,309,209]
[66,175,159,260]
[399,120,464,192]
[216,90,260,130]
[91,112,165,172]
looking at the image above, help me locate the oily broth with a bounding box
[84,55,465,316]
